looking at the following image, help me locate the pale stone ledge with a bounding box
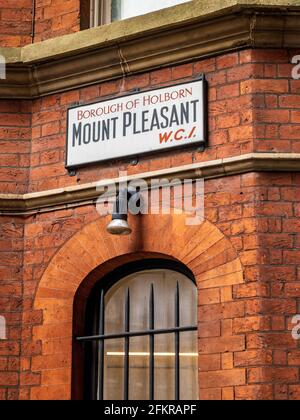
[0,153,300,215]
[0,0,299,98]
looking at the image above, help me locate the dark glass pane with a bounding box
[180,331,198,400]
[179,278,197,328]
[154,333,175,400]
[129,336,149,400]
[104,283,125,334]
[103,338,124,400]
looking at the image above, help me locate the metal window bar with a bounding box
[124,288,130,400]
[77,325,197,343]
[149,284,155,400]
[97,289,105,400]
[77,284,198,401]
[175,282,180,400]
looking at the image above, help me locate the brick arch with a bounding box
[31,213,244,400]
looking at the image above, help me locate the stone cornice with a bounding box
[1,153,300,215]
[0,1,300,98]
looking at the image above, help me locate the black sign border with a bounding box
[65,75,208,170]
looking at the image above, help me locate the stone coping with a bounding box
[1,153,300,215]
[0,0,299,98]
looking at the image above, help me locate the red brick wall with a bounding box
[251,173,300,400]
[240,50,300,153]
[2,48,294,197]
[16,171,300,400]
[0,0,33,47]
[30,50,258,192]
[29,49,300,193]
[0,100,31,194]
[0,216,25,400]
[0,98,31,400]
[0,0,81,47]
[205,172,300,400]
[1,48,300,399]
[23,195,246,400]
[34,0,80,43]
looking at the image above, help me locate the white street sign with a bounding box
[66,78,207,168]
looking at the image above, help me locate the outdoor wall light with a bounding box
[107,188,139,236]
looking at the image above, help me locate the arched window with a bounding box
[77,260,198,400]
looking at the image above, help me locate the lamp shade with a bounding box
[106,218,132,235]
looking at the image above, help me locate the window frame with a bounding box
[88,0,191,28]
[76,259,198,400]
[91,0,112,27]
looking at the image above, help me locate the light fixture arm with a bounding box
[107,187,140,235]
[112,188,138,222]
